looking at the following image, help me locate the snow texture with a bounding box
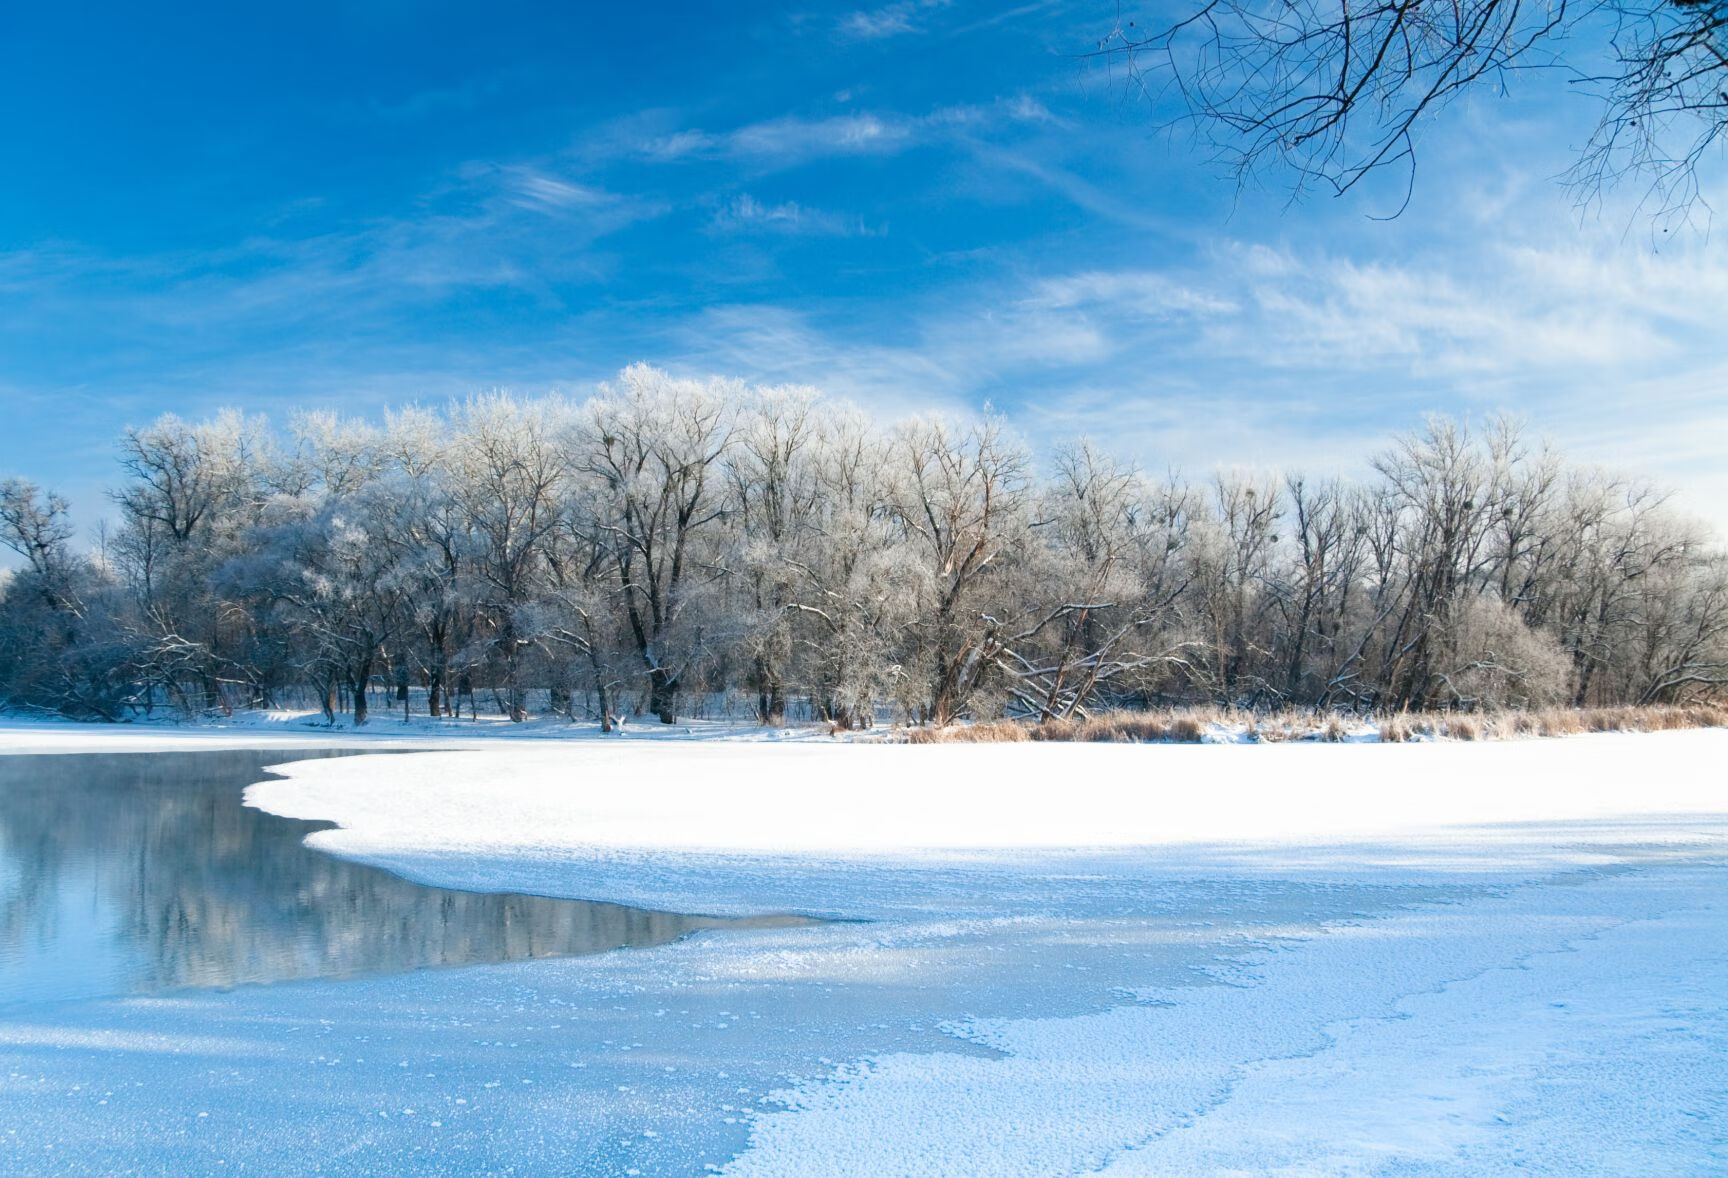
[247,731,1728,917]
[1,729,1724,1174]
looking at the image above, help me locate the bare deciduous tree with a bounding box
[1097,0,1728,220]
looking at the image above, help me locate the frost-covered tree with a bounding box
[378,407,479,719]
[725,386,826,725]
[779,406,906,729]
[111,411,271,713]
[451,395,569,721]
[0,481,137,717]
[888,416,1033,724]
[1002,444,1192,719]
[570,366,734,723]
[2,378,1723,724]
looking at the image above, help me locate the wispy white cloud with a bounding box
[836,0,951,41]
[711,194,884,237]
[633,128,719,162]
[1196,239,1728,381]
[1005,94,1063,125]
[733,112,912,157]
[625,95,1054,171]
[0,162,669,344]
[1029,270,1238,318]
[501,168,619,213]
[636,112,919,165]
[670,303,965,419]
[958,141,1179,232]
[653,226,1728,526]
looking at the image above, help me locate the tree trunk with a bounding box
[426,626,449,716]
[754,656,785,725]
[352,656,372,725]
[649,668,679,724]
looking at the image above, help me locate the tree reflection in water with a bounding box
[0,751,776,1004]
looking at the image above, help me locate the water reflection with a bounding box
[0,751,777,1006]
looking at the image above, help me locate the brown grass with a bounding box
[1045,711,1215,743]
[1519,703,1728,738]
[904,719,1029,744]
[1379,703,1727,743]
[908,710,1220,744]
[1378,715,1435,743]
[903,701,1727,745]
[1443,716,1481,741]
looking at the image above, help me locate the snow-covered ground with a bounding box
[0,710,823,755]
[249,733,1728,917]
[2,730,1725,1174]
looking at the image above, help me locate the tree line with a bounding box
[3,366,1725,726]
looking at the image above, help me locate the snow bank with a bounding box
[244,731,1728,916]
[256,731,1728,855]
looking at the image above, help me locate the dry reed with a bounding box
[904,701,1727,745]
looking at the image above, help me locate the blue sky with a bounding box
[2,0,1724,534]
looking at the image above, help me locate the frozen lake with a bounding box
[0,732,1723,1174]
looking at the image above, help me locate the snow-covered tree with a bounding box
[2,378,1722,724]
[570,366,734,723]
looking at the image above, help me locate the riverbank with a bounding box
[0,711,821,755]
[7,699,1723,757]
